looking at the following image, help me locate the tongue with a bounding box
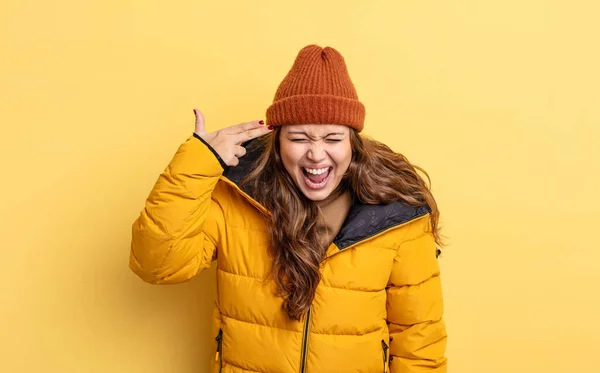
[307,170,328,184]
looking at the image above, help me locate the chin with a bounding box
[300,188,334,202]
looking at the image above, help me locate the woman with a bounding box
[130,45,447,373]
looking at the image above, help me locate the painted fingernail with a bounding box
[268,125,274,130]
[258,120,264,125]
[193,109,196,115]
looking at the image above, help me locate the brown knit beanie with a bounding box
[266,45,366,132]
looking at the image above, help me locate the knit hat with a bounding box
[266,45,366,132]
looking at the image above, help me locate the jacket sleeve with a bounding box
[129,135,229,284]
[387,215,448,372]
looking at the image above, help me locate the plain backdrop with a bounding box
[1,1,599,372]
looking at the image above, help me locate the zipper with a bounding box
[299,307,312,373]
[381,340,389,373]
[215,329,223,372]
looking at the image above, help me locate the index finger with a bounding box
[233,124,274,143]
[225,120,265,134]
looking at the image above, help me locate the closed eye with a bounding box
[289,138,343,143]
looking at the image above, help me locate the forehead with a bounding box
[282,124,349,136]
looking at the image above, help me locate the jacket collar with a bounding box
[221,137,431,251]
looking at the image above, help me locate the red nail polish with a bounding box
[193,109,196,115]
[268,125,274,130]
[258,120,264,125]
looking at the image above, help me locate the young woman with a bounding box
[130,45,447,373]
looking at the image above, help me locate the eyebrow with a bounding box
[286,131,346,136]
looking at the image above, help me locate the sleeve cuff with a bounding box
[193,133,229,172]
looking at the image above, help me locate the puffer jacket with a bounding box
[129,134,448,373]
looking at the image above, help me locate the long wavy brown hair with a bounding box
[240,127,442,321]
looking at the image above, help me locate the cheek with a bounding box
[331,147,352,171]
[280,146,303,170]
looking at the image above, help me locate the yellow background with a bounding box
[1,1,599,372]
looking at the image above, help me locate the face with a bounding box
[279,124,352,202]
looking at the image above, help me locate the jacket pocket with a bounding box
[381,340,389,373]
[215,329,223,373]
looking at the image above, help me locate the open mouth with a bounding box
[302,167,333,189]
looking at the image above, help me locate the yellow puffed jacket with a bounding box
[129,134,448,373]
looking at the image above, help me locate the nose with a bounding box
[307,142,326,162]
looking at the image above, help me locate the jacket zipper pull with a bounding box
[382,340,389,373]
[215,329,223,362]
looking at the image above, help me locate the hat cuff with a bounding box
[266,94,365,132]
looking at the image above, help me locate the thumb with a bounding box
[193,109,206,135]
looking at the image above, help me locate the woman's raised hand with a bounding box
[193,109,273,167]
